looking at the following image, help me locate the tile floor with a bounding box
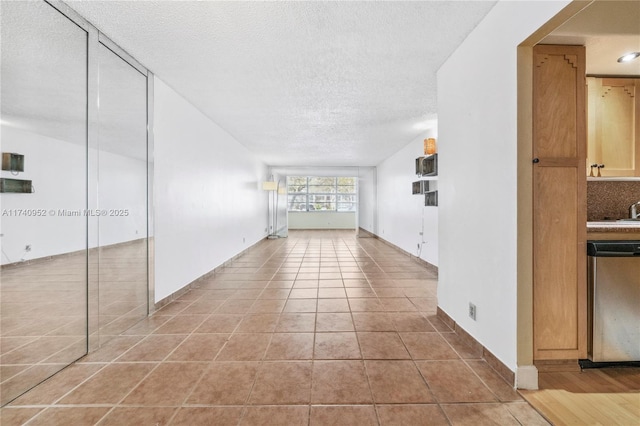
[0,230,549,425]
[1,240,148,405]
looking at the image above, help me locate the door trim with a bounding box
[515,0,594,388]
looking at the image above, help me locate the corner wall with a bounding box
[153,77,268,302]
[375,132,438,267]
[436,0,571,372]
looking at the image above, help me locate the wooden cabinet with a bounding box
[532,45,587,360]
[587,77,640,177]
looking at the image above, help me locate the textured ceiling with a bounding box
[1,0,148,161]
[65,1,497,167]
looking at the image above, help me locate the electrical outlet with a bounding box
[417,243,420,250]
[469,303,477,321]
[25,245,31,252]
[243,237,246,243]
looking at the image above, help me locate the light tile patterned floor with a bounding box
[0,230,548,425]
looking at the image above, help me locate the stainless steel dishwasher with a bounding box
[587,241,640,362]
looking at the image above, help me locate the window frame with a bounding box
[286,176,357,212]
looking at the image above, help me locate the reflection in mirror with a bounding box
[95,43,148,344]
[0,1,88,405]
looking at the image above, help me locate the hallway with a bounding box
[1,230,546,425]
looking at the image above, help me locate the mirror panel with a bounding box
[95,43,148,343]
[1,1,88,404]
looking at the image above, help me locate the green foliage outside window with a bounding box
[286,176,357,212]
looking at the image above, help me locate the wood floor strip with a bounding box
[522,389,640,426]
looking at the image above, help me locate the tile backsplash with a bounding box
[587,180,640,221]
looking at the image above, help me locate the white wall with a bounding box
[95,150,147,247]
[153,77,268,302]
[375,131,438,266]
[0,125,147,264]
[0,126,85,264]
[288,212,356,229]
[436,0,571,371]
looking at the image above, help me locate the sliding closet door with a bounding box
[94,42,148,343]
[0,1,88,405]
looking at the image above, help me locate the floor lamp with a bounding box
[262,179,279,239]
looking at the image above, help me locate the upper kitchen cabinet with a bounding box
[587,77,640,177]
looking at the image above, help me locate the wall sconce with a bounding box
[424,138,437,155]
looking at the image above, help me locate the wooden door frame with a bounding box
[516,0,593,389]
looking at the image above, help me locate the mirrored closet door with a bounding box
[93,41,149,344]
[1,1,152,405]
[0,0,89,405]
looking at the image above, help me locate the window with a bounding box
[287,176,357,212]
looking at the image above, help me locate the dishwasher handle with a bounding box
[587,241,640,257]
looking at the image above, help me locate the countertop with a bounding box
[587,221,640,234]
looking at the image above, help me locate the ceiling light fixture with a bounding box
[617,52,640,63]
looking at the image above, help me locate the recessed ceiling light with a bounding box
[617,52,640,63]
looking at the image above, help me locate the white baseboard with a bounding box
[516,365,539,390]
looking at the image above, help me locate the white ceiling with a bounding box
[2,0,158,162]
[65,1,497,167]
[542,0,640,76]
